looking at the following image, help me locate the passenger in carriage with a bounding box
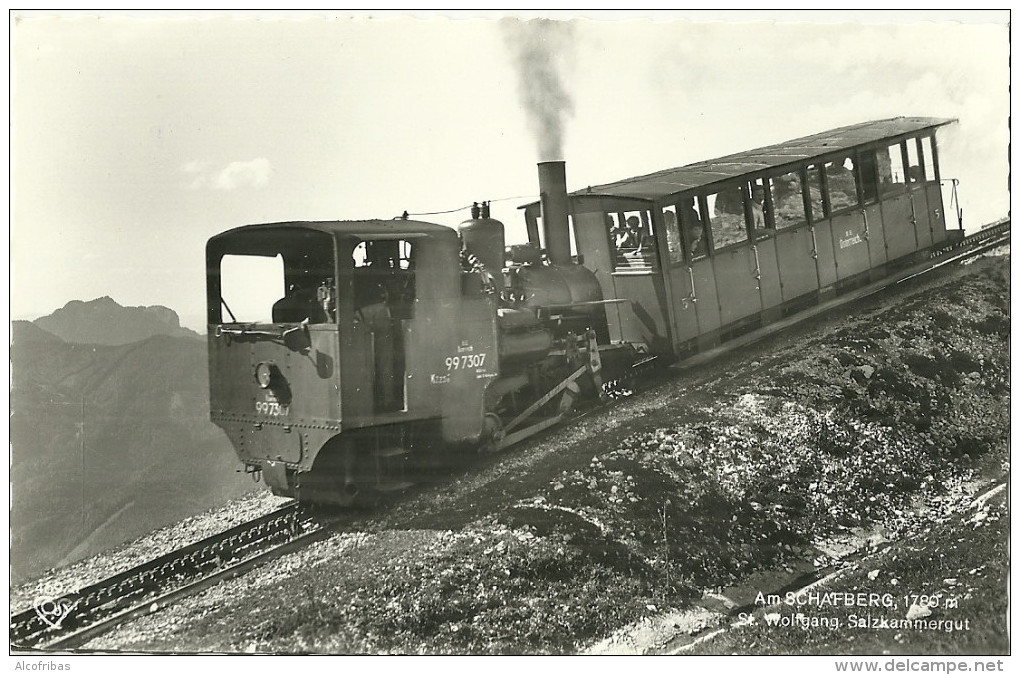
[663,210,683,263]
[749,186,775,238]
[680,198,707,258]
[612,216,643,253]
[626,216,647,253]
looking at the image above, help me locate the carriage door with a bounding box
[768,170,821,304]
[824,156,871,282]
[705,186,761,326]
[676,196,721,337]
[906,138,934,250]
[878,140,918,262]
[660,202,701,347]
[856,149,888,269]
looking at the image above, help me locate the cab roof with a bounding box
[527,117,955,206]
[208,219,455,246]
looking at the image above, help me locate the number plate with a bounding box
[255,400,289,416]
[444,352,487,371]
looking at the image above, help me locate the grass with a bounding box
[685,490,1009,655]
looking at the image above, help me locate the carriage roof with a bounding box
[537,117,955,206]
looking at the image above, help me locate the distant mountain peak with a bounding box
[33,297,201,346]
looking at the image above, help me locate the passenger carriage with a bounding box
[521,117,960,356]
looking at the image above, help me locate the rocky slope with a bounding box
[86,250,1009,655]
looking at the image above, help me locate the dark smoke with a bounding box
[501,18,575,161]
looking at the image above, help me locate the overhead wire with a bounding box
[400,193,538,218]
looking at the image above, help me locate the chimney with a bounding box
[537,161,572,265]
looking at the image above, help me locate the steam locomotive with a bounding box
[206,117,961,505]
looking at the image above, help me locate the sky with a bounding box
[10,10,1010,331]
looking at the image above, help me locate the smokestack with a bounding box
[538,161,571,266]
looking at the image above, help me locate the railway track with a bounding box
[10,503,344,651]
[10,219,1008,653]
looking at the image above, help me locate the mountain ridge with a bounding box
[33,296,203,345]
[12,298,249,584]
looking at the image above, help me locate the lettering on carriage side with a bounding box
[840,232,863,249]
[430,373,451,385]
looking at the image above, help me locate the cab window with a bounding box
[219,254,284,323]
[351,239,416,318]
[209,228,337,325]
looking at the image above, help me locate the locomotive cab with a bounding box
[206,220,499,504]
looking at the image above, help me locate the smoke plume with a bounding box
[501,18,575,161]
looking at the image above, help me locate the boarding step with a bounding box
[372,445,411,493]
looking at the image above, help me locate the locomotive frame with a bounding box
[206,117,962,505]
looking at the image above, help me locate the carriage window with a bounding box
[748,177,772,238]
[906,139,923,182]
[806,164,826,221]
[879,142,908,196]
[823,157,859,213]
[662,206,684,264]
[678,197,709,260]
[769,170,808,230]
[610,209,656,269]
[857,150,880,204]
[706,185,748,251]
[920,136,937,182]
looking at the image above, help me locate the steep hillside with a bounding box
[34,296,202,345]
[10,322,253,583]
